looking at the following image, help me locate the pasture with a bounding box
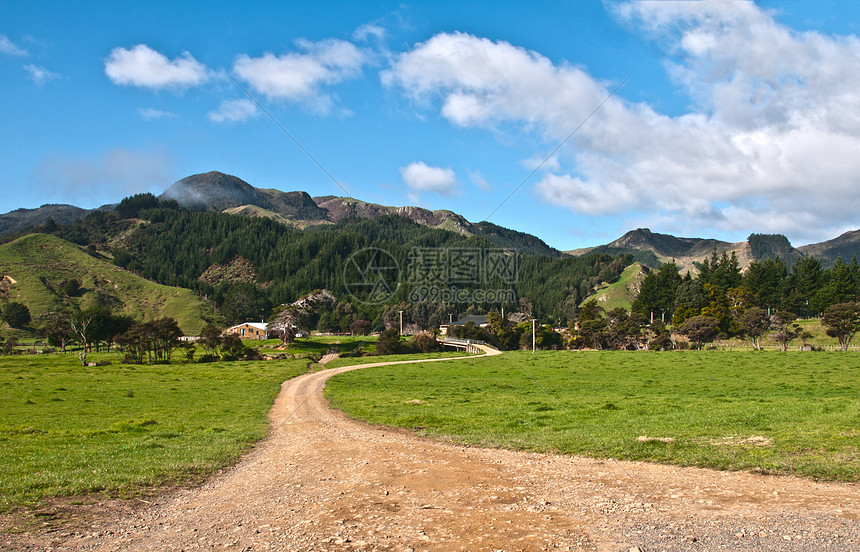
[326,350,860,481]
[0,353,307,510]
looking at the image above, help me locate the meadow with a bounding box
[326,350,860,481]
[0,352,307,510]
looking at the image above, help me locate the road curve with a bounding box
[18,347,860,551]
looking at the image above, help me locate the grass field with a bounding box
[326,350,860,481]
[0,353,307,511]
[282,335,374,356]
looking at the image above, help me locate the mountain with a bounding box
[0,204,91,236]
[158,171,561,257]
[798,229,860,266]
[5,170,857,269]
[313,196,560,257]
[0,233,217,334]
[160,171,329,223]
[566,228,807,274]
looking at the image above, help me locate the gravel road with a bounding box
[4,348,858,551]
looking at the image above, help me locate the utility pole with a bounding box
[398,310,403,335]
[532,318,536,355]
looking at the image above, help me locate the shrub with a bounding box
[1,302,31,328]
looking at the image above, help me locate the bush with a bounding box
[375,328,403,355]
[649,333,673,351]
[1,302,31,328]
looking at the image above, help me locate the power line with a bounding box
[485,70,635,221]
[229,75,354,199]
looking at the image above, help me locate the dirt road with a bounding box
[6,349,859,551]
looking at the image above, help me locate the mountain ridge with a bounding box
[2,170,859,266]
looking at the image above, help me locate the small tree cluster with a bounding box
[822,302,860,351]
[196,324,261,362]
[116,318,184,364]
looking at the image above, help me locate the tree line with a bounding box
[632,249,859,328]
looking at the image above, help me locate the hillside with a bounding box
[798,229,860,266]
[0,204,91,236]
[156,171,561,257]
[582,262,647,311]
[0,233,216,334]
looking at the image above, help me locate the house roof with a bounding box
[228,322,268,332]
[450,314,489,326]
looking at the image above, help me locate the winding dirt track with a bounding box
[10,349,860,551]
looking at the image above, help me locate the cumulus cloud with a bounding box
[233,39,368,113]
[400,162,459,196]
[382,32,607,134]
[0,34,27,56]
[30,148,174,205]
[23,64,59,84]
[384,7,860,244]
[105,44,211,90]
[208,98,258,123]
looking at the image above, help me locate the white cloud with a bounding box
[382,32,606,135]
[0,34,27,56]
[353,23,385,42]
[468,169,492,191]
[208,98,258,123]
[385,9,860,244]
[521,154,560,173]
[105,44,210,90]
[233,39,368,113]
[138,107,177,120]
[23,64,59,84]
[399,162,459,196]
[30,148,174,205]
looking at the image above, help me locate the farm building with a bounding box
[224,322,269,340]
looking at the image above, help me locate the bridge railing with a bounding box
[440,337,486,346]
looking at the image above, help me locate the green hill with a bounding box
[582,262,647,311]
[0,233,216,334]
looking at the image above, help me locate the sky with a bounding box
[3,0,860,251]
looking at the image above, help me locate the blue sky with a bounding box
[3,1,860,250]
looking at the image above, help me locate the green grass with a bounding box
[0,353,307,510]
[0,233,217,334]
[582,262,645,311]
[326,350,860,481]
[280,335,374,356]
